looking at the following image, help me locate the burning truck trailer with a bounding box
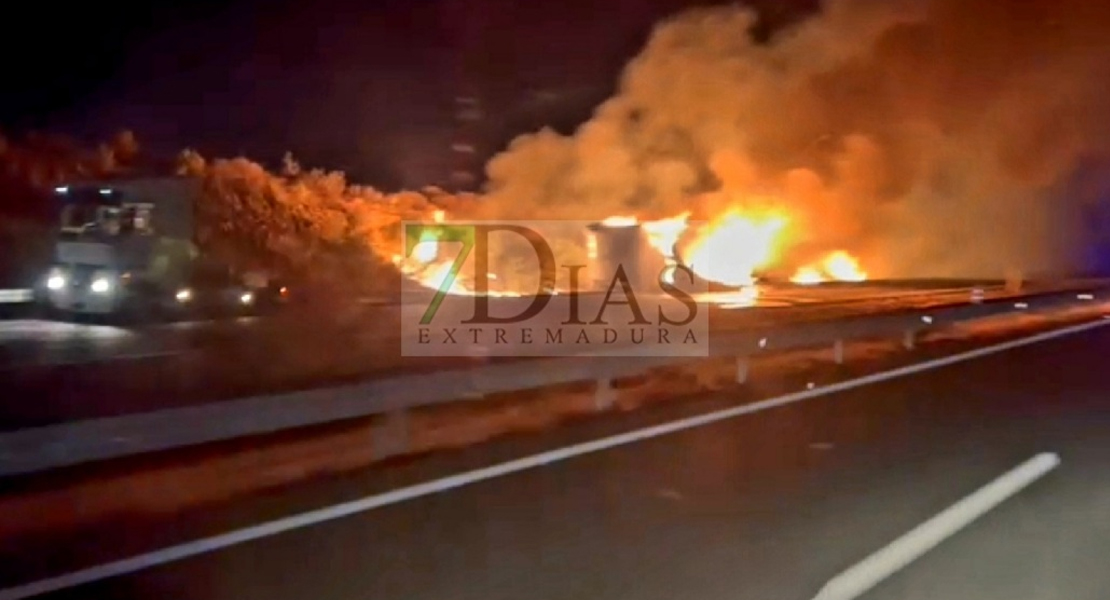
[38,177,289,322]
[574,219,720,322]
[403,219,704,349]
[582,219,886,312]
[584,220,759,297]
[585,220,671,294]
[588,222,886,302]
[401,211,883,326]
[401,219,710,357]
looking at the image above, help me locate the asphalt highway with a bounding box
[1,316,1107,599]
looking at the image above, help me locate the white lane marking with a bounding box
[0,318,1105,600]
[812,452,1061,600]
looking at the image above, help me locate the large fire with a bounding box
[790,250,868,284]
[393,209,521,296]
[678,209,789,287]
[395,204,867,298]
[641,212,691,284]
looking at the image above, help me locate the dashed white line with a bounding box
[0,318,1105,600]
[812,452,1061,600]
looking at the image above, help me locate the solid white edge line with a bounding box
[811,452,1061,600]
[0,318,1106,600]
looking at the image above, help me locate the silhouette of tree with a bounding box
[0,133,466,294]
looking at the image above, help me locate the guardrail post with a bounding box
[371,410,410,460]
[833,339,844,365]
[595,378,616,411]
[464,366,486,399]
[736,356,749,384]
[903,329,915,350]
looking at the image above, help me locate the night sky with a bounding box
[0,0,816,188]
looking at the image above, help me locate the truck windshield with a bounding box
[60,202,154,236]
[60,203,105,233]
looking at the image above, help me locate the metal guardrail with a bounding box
[0,286,1105,477]
[0,286,997,371]
[0,289,33,304]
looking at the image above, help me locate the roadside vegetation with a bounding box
[0,131,478,297]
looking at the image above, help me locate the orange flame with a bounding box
[599,215,638,227]
[393,206,863,300]
[681,209,788,286]
[396,208,520,296]
[791,266,823,285]
[790,250,868,284]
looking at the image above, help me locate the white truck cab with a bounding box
[41,178,262,320]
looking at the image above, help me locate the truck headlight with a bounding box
[90,278,112,294]
[47,274,66,291]
[175,288,193,302]
[239,291,254,305]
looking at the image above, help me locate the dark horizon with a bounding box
[0,0,816,189]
